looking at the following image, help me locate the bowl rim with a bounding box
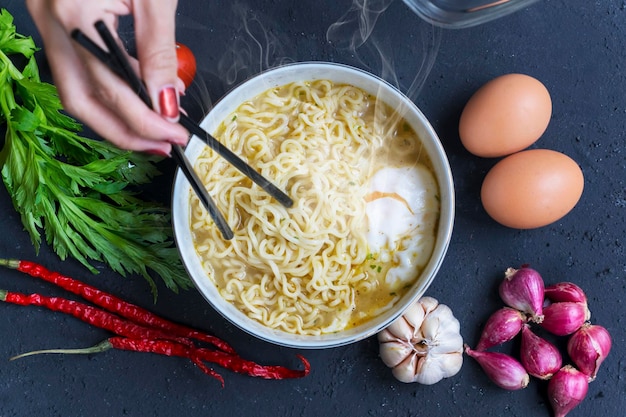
[172,61,455,349]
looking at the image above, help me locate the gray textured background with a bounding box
[1,1,624,416]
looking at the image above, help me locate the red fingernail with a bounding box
[159,86,179,121]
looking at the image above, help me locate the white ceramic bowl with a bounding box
[172,62,454,349]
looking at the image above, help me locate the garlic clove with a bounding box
[419,304,460,340]
[412,351,464,385]
[430,332,464,355]
[417,296,440,315]
[383,314,418,341]
[379,339,414,368]
[398,301,426,333]
[391,350,464,385]
[378,328,402,344]
[391,353,422,383]
[434,351,464,379]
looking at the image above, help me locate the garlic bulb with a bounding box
[378,296,464,384]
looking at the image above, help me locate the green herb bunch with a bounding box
[0,9,191,296]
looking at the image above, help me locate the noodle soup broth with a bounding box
[173,63,454,348]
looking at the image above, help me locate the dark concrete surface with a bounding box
[1,0,624,416]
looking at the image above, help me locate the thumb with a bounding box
[133,2,180,122]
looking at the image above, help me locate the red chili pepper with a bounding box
[0,289,192,345]
[107,338,225,386]
[195,348,311,380]
[11,337,310,386]
[11,337,225,386]
[1,259,313,386]
[0,258,235,354]
[109,338,310,381]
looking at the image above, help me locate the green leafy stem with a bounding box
[0,9,191,297]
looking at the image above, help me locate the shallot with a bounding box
[465,346,529,390]
[519,324,562,380]
[476,307,525,351]
[468,264,608,417]
[547,365,589,417]
[540,301,590,336]
[499,266,544,322]
[544,282,587,304]
[567,323,611,381]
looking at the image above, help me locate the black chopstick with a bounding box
[177,116,293,208]
[169,145,233,241]
[71,23,234,240]
[73,23,293,209]
[85,25,236,238]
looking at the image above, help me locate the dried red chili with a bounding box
[0,259,312,386]
[0,289,192,345]
[108,338,228,385]
[195,348,311,380]
[11,337,311,385]
[11,337,225,386]
[0,258,235,354]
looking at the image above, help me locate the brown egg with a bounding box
[481,149,584,229]
[459,74,552,158]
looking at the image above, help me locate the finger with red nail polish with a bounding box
[159,85,180,122]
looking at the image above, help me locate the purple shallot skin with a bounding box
[519,324,562,379]
[567,323,612,381]
[540,301,590,336]
[544,282,587,304]
[476,307,525,351]
[465,345,530,391]
[548,365,589,417]
[499,266,545,322]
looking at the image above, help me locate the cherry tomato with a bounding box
[176,42,197,89]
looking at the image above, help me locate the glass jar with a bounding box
[402,0,540,28]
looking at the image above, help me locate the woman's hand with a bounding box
[25,0,189,155]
